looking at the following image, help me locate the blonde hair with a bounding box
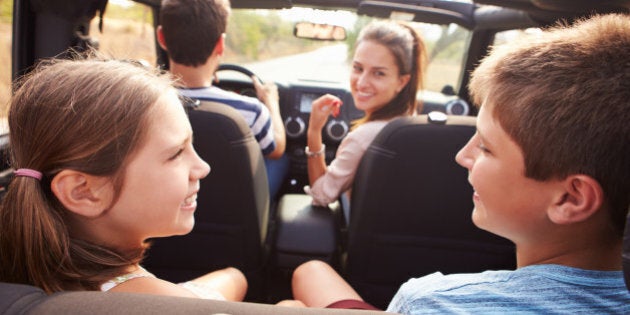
[469,14,630,235]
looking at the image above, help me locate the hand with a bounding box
[309,94,342,132]
[251,75,279,108]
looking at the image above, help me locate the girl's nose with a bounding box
[193,152,211,180]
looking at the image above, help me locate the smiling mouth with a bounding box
[356,91,373,101]
[472,191,480,201]
[182,194,197,207]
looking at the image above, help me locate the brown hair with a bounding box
[159,0,231,66]
[353,20,428,128]
[469,14,630,235]
[0,58,174,293]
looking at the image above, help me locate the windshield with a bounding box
[220,7,471,93]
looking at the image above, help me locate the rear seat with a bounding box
[0,282,390,314]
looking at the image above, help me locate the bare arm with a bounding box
[253,76,286,159]
[109,267,247,302]
[291,260,363,307]
[307,94,342,186]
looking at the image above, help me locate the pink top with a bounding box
[305,120,390,208]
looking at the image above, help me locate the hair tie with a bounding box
[14,168,43,181]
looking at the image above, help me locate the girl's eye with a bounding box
[352,64,362,73]
[168,148,185,160]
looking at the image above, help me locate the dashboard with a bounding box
[215,78,471,192]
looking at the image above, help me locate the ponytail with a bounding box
[0,174,70,292]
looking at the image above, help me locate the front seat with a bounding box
[344,114,516,309]
[142,101,270,301]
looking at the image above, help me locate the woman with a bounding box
[304,20,427,219]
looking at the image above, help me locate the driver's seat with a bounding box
[142,100,270,301]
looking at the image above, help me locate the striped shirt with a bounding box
[179,86,276,155]
[387,264,630,314]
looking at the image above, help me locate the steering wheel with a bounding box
[216,63,263,84]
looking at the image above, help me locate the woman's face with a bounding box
[350,40,410,115]
[103,90,210,247]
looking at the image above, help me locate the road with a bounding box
[244,43,351,85]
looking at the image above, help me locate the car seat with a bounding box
[0,282,385,315]
[624,208,630,291]
[142,100,270,302]
[344,114,517,309]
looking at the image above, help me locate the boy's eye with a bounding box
[477,143,491,154]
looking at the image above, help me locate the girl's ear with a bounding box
[547,175,604,225]
[50,170,113,218]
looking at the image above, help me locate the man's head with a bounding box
[159,0,230,67]
[468,14,630,236]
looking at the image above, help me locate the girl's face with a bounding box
[350,40,410,115]
[103,90,210,247]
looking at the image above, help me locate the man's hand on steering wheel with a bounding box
[252,76,279,107]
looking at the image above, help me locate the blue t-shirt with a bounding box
[387,264,630,314]
[178,86,276,155]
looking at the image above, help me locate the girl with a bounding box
[0,58,246,301]
[304,20,427,219]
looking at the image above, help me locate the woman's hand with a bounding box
[308,94,342,132]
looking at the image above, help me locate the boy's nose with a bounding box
[455,137,475,170]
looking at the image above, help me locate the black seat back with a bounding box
[624,209,630,292]
[143,101,269,301]
[345,114,516,309]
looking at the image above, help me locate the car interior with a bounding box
[1,0,629,313]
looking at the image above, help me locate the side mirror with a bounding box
[294,22,347,41]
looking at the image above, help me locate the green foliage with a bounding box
[0,0,13,24]
[105,2,153,23]
[226,10,322,62]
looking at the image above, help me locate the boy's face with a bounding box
[455,103,559,244]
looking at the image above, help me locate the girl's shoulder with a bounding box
[101,267,156,291]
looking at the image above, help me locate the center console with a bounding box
[281,85,362,192]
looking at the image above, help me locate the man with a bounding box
[157,0,287,198]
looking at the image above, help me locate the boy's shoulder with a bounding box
[388,265,630,314]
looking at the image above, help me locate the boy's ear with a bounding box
[548,175,604,225]
[50,170,113,218]
[156,25,168,51]
[214,33,226,57]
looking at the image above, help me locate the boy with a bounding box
[290,13,630,313]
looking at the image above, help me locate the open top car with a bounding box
[1,0,630,313]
